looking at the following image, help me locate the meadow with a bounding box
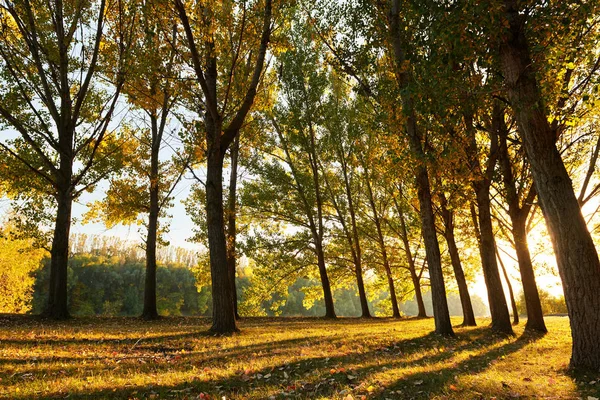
[1,316,599,399]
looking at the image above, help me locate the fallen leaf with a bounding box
[414,380,424,386]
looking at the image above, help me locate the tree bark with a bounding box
[142,116,161,320]
[439,193,476,326]
[45,188,73,320]
[206,116,238,334]
[226,134,240,320]
[500,0,600,368]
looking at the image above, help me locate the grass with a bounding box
[0,316,599,399]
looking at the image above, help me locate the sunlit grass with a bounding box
[0,316,598,399]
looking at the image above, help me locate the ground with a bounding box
[0,316,599,399]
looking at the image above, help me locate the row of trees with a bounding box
[1,0,600,369]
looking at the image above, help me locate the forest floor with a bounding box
[0,316,599,400]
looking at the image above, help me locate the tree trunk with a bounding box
[439,194,476,326]
[497,122,546,332]
[412,166,453,334]
[45,188,72,320]
[410,266,427,318]
[386,0,453,335]
[226,134,240,320]
[500,1,600,368]
[496,248,519,325]
[142,117,161,320]
[364,168,400,318]
[513,216,546,331]
[206,117,238,334]
[473,182,513,334]
[396,200,427,318]
[315,241,336,318]
[464,107,513,335]
[341,158,370,318]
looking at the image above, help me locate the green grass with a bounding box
[0,316,599,399]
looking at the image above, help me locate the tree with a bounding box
[174,0,274,333]
[375,0,454,336]
[85,0,188,320]
[0,0,133,318]
[498,0,600,368]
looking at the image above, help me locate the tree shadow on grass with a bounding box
[4,324,544,400]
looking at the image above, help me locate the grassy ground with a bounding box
[0,316,599,399]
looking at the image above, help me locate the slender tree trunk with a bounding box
[142,117,161,320]
[513,216,546,331]
[396,199,427,318]
[340,158,370,318]
[275,120,336,319]
[226,134,240,320]
[410,267,427,318]
[45,187,72,320]
[496,248,519,325]
[206,117,237,334]
[385,0,453,334]
[413,167,452,333]
[364,168,399,318]
[465,109,513,335]
[472,182,513,334]
[500,1,600,368]
[315,240,336,318]
[497,112,546,332]
[439,194,476,326]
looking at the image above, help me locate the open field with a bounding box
[0,316,599,399]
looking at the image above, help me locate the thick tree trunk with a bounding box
[500,1,600,368]
[497,123,546,332]
[45,188,72,320]
[206,118,238,334]
[439,194,476,326]
[226,134,240,320]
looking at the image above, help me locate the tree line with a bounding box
[1,0,600,370]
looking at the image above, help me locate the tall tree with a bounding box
[377,0,454,335]
[84,6,188,320]
[0,0,132,318]
[174,0,274,333]
[498,0,600,368]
